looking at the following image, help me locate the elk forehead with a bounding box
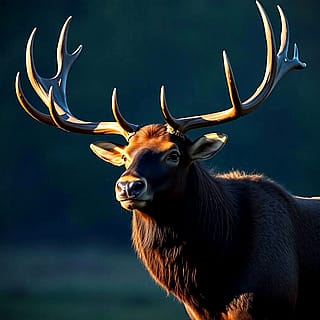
[125,124,184,158]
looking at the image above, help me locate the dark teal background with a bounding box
[0,0,319,319]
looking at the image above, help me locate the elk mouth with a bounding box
[119,198,150,211]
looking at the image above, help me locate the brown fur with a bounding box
[118,125,320,319]
[221,293,253,320]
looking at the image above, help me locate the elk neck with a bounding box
[131,160,239,254]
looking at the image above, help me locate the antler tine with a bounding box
[25,28,47,105]
[160,81,241,132]
[160,1,306,134]
[242,2,306,106]
[272,5,306,87]
[17,16,138,140]
[238,0,278,108]
[25,16,83,115]
[15,72,55,126]
[222,50,242,115]
[47,86,131,136]
[112,88,139,134]
[160,85,181,131]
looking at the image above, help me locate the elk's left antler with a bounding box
[15,16,138,140]
[160,1,306,133]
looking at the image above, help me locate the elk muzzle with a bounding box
[115,176,151,210]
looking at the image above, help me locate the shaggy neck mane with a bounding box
[132,161,237,254]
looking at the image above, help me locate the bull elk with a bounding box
[15,1,320,319]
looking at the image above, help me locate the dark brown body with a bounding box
[123,126,320,320]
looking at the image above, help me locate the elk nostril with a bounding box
[128,180,146,197]
[116,181,128,196]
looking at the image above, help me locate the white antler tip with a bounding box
[222,50,228,60]
[160,85,165,96]
[222,50,232,72]
[255,1,263,10]
[112,88,118,101]
[27,28,37,47]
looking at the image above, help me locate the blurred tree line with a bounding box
[1,0,319,247]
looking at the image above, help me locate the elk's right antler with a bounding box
[160,1,306,133]
[15,16,138,140]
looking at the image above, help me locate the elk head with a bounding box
[16,1,305,213]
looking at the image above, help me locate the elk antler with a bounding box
[15,16,138,140]
[160,1,306,133]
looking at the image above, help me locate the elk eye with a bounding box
[166,151,180,164]
[121,154,127,162]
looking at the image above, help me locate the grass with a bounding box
[0,245,187,320]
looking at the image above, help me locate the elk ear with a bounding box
[188,133,227,161]
[90,141,126,166]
